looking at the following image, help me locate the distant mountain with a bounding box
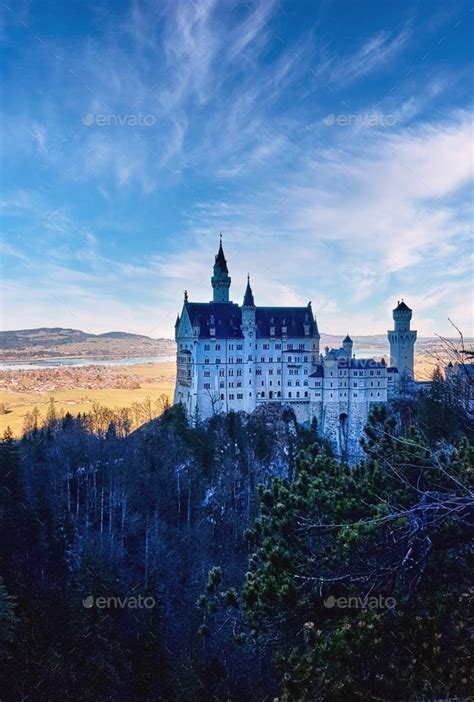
[0,327,174,361]
[0,327,165,348]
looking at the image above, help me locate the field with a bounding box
[0,362,176,437]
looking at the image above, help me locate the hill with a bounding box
[0,327,174,361]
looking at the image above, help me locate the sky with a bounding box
[1,0,473,339]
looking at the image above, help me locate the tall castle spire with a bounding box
[243,274,255,307]
[211,235,231,302]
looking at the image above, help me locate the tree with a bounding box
[202,410,473,700]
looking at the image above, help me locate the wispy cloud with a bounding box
[1,0,472,337]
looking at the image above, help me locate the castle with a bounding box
[174,240,416,460]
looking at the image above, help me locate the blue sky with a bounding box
[1,0,473,338]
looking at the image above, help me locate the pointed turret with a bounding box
[343,333,353,358]
[243,275,255,307]
[211,236,231,302]
[214,237,228,273]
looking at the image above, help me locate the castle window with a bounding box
[277,391,281,397]
[269,380,273,386]
[236,357,243,363]
[269,369,273,375]
[249,392,252,397]
[216,358,221,364]
[220,394,224,400]
[204,344,210,351]
[215,344,221,351]
[269,356,273,362]
[204,358,209,364]
[237,344,243,350]
[354,393,358,398]
[296,380,300,386]
[237,393,243,399]
[296,391,300,398]
[370,371,374,376]
[220,382,224,388]
[229,357,234,364]
[261,357,265,363]
[288,356,292,362]
[256,369,262,376]
[204,371,210,377]
[229,344,234,350]
[263,343,269,350]
[229,382,234,387]
[287,344,293,350]
[354,382,357,387]
[219,370,225,377]
[299,343,305,350]
[237,369,242,376]
[288,381,292,386]
[288,392,292,398]
[377,392,380,396]
[304,380,308,386]
[204,383,211,389]
[276,344,281,349]
[229,393,234,399]
[261,391,265,397]
[261,381,264,386]
[237,382,242,388]
[248,355,253,361]
[277,368,281,374]
[304,356,308,362]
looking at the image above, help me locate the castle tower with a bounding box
[388,300,417,379]
[342,334,353,358]
[211,237,231,303]
[241,275,256,413]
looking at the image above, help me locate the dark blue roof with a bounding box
[309,365,324,378]
[185,302,242,338]
[214,241,228,273]
[183,303,318,339]
[394,300,411,312]
[255,306,318,338]
[243,278,255,307]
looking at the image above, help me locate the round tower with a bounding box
[388,300,417,379]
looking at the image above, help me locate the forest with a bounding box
[0,368,472,701]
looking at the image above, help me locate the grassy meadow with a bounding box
[0,362,176,437]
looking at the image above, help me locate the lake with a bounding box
[0,355,176,371]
